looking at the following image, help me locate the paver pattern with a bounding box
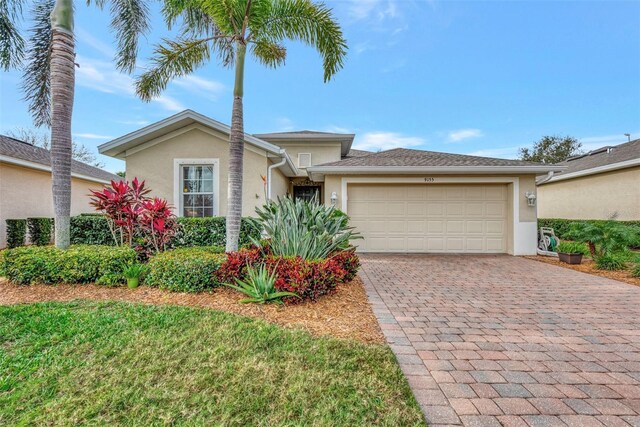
[360,254,640,427]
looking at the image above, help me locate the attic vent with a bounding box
[298,153,312,168]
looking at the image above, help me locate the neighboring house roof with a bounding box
[254,130,355,157]
[307,148,562,181]
[99,109,298,176]
[0,134,119,183]
[538,138,640,185]
[344,148,372,158]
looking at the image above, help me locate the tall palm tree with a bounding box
[1,0,150,248]
[136,0,347,252]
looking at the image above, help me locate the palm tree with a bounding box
[136,0,347,252]
[1,0,150,248]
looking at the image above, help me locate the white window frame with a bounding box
[298,152,312,169]
[173,158,220,217]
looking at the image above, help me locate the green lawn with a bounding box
[0,301,425,426]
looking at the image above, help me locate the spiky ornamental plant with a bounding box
[1,0,151,249]
[135,0,347,253]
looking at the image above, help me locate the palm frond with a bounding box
[250,38,285,68]
[109,0,150,72]
[251,0,347,82]
[136,37,212,101]
[21,0,53,127]
[0,0,27,69]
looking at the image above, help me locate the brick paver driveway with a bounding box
[360,254,640,427]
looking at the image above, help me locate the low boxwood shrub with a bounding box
[70,215,114,245]
[1,245,137,285]
[594,253,626,271]
[145,246,226,292]
[6,219,27,248]
[27,217,53,246]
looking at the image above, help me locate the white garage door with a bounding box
[347,184,508,253]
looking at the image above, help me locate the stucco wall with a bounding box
[537,166,640,220]
[271,142,342,177]
[125,125,271,217]
[0,163,99,247]
[270,166,290,200]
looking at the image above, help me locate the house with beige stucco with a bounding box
[99,110,562,255]
[537,138,640,221]
[0,134,119,248]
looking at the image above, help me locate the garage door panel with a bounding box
[349,184,508,253]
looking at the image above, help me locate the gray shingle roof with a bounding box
[552,138,640,176]
[0,134,119,182]
[316,148,542,167]
[344,148,372,158]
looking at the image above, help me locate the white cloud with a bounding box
[353,131,425,151]
[466,146,520,159]
[347,0,399,21]
[75,55,184,112]
[174,75,226,100]
[578,132,639,151]
[76,27,115,59]
[117,119,150,126]
[447,128,484,142]
[73,133,114,140]
[324,125,352,134]
[275,117,295,132]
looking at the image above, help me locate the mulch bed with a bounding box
[525,255,640,287]
[0,277,385,344]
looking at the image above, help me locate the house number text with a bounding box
[424,177,435,182]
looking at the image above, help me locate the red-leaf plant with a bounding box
[90,178,176,252]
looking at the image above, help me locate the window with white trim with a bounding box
[180,164,215,217]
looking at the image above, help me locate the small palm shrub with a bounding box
[567,220,639,258]
[594,253,626,271]
[253,196,361,260]
[556,241,589,255]
[226,264,299,304]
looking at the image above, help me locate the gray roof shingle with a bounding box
[552,138,640,176]
[315,147,542,168]
[0,134,119,182]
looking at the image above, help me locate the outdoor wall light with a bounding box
[525,191,537,207]
[330,192,338,205]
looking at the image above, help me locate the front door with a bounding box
[293,185,321,203]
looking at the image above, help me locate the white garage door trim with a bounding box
[340,176,537,256]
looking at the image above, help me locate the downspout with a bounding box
[536,170,555,185]
[267,155,287,200]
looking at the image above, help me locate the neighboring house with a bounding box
[537,138,640,221]
[0,134,119,248]
[99,110,560,255]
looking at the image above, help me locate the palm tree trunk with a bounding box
[50,0,75,249]
[225,42,246,253]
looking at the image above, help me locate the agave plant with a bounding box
[252,196,361,260]
[225,264,298,304]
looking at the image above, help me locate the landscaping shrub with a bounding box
[556,241,589,255]
[1,245,137,285]
[566,221,638,258]
[226,264,299,304]
[540,218,640,244]
[215,246,264,284]
[253,196,361,260]
[27,217,53,246]
[329,249,360,281]
[594,253,626,271]
[69,215,260,248]
[632,264,640,278]
[170,217,260,248]
[70,215,114,245]
[6,219,27,248]
[146,247,226,292]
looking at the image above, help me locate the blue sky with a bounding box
[1,0,639,173]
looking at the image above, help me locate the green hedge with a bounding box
[27,218,53,246]
[1,245,137,285]
[170,217,260,248]
[70,215,114,245]
[5,219,27,248]
[539,218,640,240]
[145,247,226,292]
